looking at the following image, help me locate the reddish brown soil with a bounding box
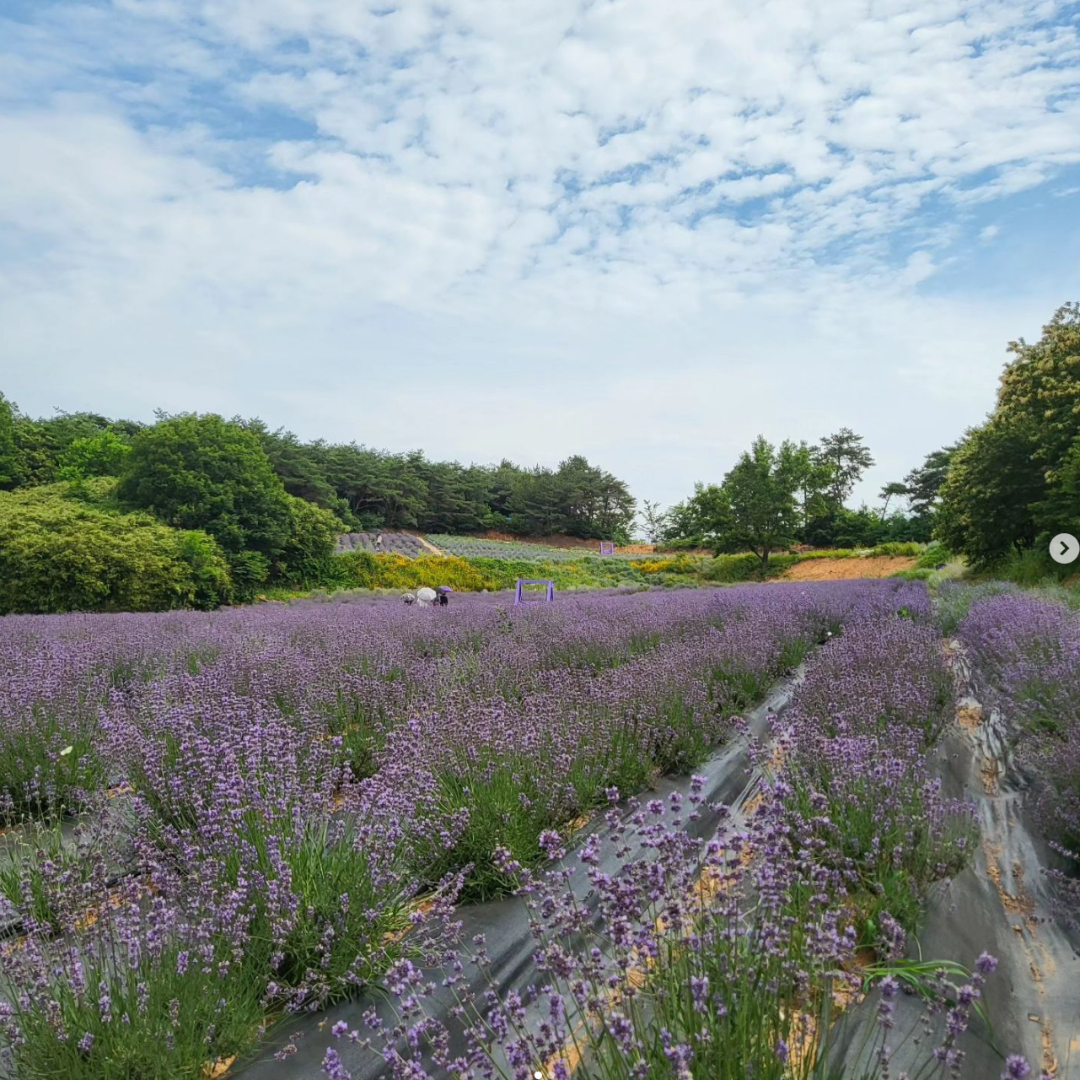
[780,556,917,581]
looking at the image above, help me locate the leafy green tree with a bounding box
[10,417,59,487]
[663,484,732,547]
[998,302,1080,475]
[935,422,1043,568]
[817,428,875,508]
[935,303,1080,564]
[637,500,668,544]
[716,437,802,570]
[58,430,132,482]
[996,302,1080,535]
[277,495,343,585]
[0,393,15,489]
[242,420,347,516]
[790,441,831,531]
[879,481,908,520]
[0,483,231,614]
[117,414,293,558]
[904,446,956,517]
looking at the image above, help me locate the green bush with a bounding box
[226,550,272,602]
[994,546,1071,587]
[700,553,799,583]
[0,484,232,614]
[117,413,293,557]
[914,542,953,569]
[276,495,343,585]
[872,540,923,557]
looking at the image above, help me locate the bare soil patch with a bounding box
[780,555,917,581]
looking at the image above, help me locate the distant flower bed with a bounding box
[425,534,642,561]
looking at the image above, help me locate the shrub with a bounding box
[873,540,924,557]
[277,495,343,585]
[226,550,271,602]
[701,552,798,582]
[117,413,293,557]
[0,484,231,614]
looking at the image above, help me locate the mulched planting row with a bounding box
[3,582,1067,1080]
[0,584,890,1079]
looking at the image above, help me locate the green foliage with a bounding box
[240,430,635,540]
[993,547,1075,588]
[226,551,272,602]
[914,542,954,569]
[277,494,342,585]
[936,422,1043,568]
[174,530,234,609]
[938,303,1080,568]
[117,413,294,557]
[0,392,15,488]
[663,482,729,548]
[57,429,131,481]
[701,552,798,582]
[0,483,231,614]
[905,445,956,517]
[998,301,1080,479]
[714,436,803,569]
[817,426,875,507]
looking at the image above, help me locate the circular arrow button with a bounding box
[1050,533,1079,565]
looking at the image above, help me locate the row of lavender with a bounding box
[0,584,890,1078]
[326,584,1037,1080]
[951,585,1080,926]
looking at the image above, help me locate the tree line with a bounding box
[0,400,638,609]
[650,427,940,563]
[649,302,1079,574]
[936,302,1080,571]
[0,402,636,541]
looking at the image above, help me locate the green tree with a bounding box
[817,428,875,508]
[242,420,347,516]
[903,445,956,517]
[790,441,831,531]
[0,393,15,489]
[879,481,908,520]
[663,484,732,547]
[717,436,802,570]
[637,500,669,544]
[57,430,132,482]
[998,302,1080,475]
[277,495,343,585]
[935,422,1043,568]
[0,483,231,614]
[117,414,293,558]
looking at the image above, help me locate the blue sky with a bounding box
[2,0,1079,517]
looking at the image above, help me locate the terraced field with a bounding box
[423,534,638,560]
[333,532,430,557]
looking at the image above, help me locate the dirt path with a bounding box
[780,555,917,580]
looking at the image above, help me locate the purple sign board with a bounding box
[514,579,555,605]
[599,541,615,555]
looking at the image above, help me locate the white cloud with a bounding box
[1,0,1079,508]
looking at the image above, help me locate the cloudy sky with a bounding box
[2,0,1079,512]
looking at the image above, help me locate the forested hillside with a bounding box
[0,401,635,612]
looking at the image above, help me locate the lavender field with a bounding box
[0,582,1073,1080]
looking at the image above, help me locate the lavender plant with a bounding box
[0,581,952,1077]
[955,590,1080,927]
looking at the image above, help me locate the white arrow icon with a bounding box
[1050,533,1079,565]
